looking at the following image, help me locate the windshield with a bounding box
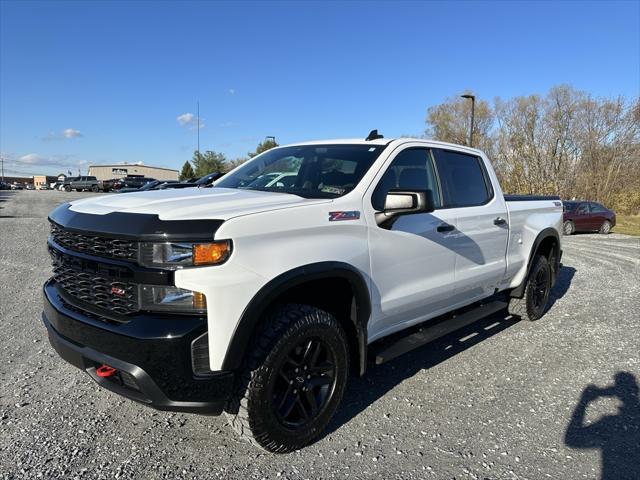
[216,144,387,198]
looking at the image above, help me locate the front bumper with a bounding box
[42,280,233,414]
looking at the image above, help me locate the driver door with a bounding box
[365,146,458,339]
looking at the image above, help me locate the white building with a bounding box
[87,163,179,181]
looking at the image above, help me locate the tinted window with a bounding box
[563,201,579,212]
[590,203,607,212]
[576,204,589,214]
[217,144,386,199]
[371,148,441,211]
[433,149,491,207]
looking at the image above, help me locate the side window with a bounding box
[576,204,589,214]
[433,149,492,207]
[590,203,606,213]
[371,148,441,211]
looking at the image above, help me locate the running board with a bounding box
[374,300,508,365]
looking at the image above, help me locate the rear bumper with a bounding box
[42,281,234,415]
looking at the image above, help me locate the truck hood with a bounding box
[68,187,330,220]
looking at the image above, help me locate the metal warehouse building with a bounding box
[87,164,179,181]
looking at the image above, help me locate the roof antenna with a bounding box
[365,129,384,141]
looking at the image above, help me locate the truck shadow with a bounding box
[565,372,640,480]
[324,266,577,439]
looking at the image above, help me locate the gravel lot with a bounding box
[1,190,638,480]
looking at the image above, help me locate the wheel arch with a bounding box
[510,227,561,298]
[220,262,371,376]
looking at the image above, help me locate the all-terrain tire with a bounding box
[224,304,349,453]
[64,185,71,192]
[508,254,552,321]
[91,185,99,193]
[563,220,574,235]
[599,220,611,234]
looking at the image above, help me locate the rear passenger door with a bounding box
[589,203,607,229]
[432,149,509,304]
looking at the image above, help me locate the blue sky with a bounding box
[1,0,638,177]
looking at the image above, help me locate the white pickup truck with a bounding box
[43,132,563,452]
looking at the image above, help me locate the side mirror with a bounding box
[376,189,434,228]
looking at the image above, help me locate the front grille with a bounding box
[51,252,139,317]
[50,223,138,261]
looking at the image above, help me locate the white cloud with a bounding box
[225,88,236,95]
[176,112,204,130]
[219,121,238,128]
[63,128,82,138]
[42,128,83,141]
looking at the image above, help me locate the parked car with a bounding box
[44,133,563,452]
[10,183,24,190]
[63,176,100,192]
[0,181,11,190]
[111,176,157,191]
[562,200,616,235]
[117,180,182,193]
[25,184,35,190]
[39,185,51,190]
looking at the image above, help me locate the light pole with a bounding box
[461,94,475,147]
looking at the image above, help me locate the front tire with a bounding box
[91,186,99,193]
[563,220,574,235]
[225,304,349,453]
[508,254,552,321]
[64,185,71,192]
[599,220,611,234]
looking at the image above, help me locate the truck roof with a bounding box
[285,137,484,155]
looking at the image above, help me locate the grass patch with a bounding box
[613,215,640,236]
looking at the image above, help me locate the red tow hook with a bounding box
[96,365,117,378]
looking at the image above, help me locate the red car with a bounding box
[562,200,616,235]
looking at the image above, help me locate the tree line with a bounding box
[425,85,639,214]
[179,138,278,181]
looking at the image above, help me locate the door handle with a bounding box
[493,217,507,226]
[437,223,455,233]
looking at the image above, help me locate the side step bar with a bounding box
[374,300,508,365]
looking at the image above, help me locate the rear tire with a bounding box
[508,254,552,321]
[64,185,71,192]
[225,304,349,453]
[563,221,574,235]
[599,220,611,234]
[91,186,99,193]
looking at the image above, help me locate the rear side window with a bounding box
[371,148,441,211]
[590,203,606,212]
[576,204,589,214]
[433,149,492,207]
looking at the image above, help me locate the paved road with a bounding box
[1,191,638,479]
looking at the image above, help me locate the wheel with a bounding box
[91,186,99,193]
[563,221,574,235]
[225,304,349,453]
[599,220,611,234]
[508,254,552,321]
[64,185,71,192]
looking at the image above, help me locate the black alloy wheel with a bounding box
[272,337,336,429]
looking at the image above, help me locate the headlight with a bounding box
[139,240,231,268]
[140,285,207,313]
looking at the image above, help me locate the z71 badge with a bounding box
[328,211,360,222]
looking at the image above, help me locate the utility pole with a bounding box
[461,94,476,147]
[197,100,200,156]
[1,153,4,181]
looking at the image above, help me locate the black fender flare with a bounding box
[510,227,561,298]
[220,261,371,375]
